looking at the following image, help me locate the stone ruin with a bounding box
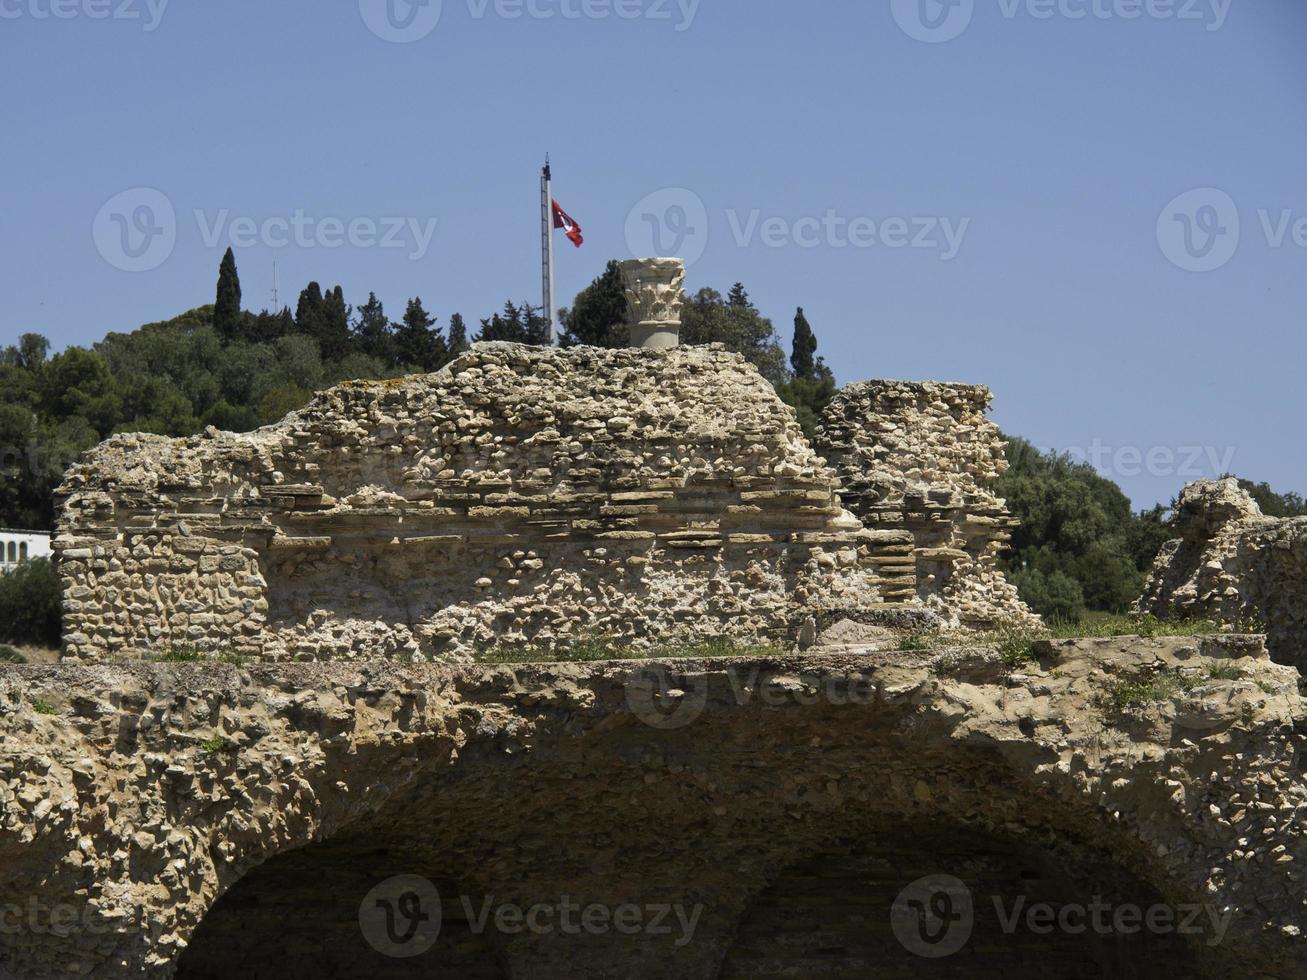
[815,380,1036,628]
[1139,477,1307,667]
[53,264,1038,663]
[56,343,899,663]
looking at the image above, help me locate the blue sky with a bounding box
[3,0,1305,507]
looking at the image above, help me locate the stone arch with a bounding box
[174,832,506,979]
[718,824,1205,979]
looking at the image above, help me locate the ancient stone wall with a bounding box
[1138,477,1307,666]
[814,380,1036,628]
[55,344,894,662]
[2,635,1303,978]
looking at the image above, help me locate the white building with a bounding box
[0,529,51,572]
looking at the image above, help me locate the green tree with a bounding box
[1229,477,1307,518]
[295,282,325,338]
[559,260,628,348]
[447,312,469,357]
[394,298,447,371]
[213,248,242,340]
[0,558,62,647]
[790,307,818,379]
[353,292,394,365]
[681,285,788,384]
[475,301,550,345]
[997,436,1152,619]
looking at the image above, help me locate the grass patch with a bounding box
[473,635,782,666]
[1043,613,1219,641]
[1097,672,1198,713]
[156,645,205,663]
[0,644,27,664]
[1205,662,1242,681]
[201,734,235,754]
[897,634,933,653]
[30,698,57,715]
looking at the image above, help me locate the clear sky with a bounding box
[3,0,1304,507]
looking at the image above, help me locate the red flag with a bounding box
[552,199,584,248]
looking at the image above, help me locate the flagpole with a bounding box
[541,155,556,346]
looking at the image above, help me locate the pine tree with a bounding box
[447,313,469,357]
[394,297,447,371]
[214,248,242,340]
[353,292,393,364]
[475,302,551,345]
[791,307,818,380]
[559,260,628,347]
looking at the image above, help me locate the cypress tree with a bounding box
[214,248,242,340]
[791,307,817,380]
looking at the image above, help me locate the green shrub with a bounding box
[0,558,62,648]
[0,644,26,663]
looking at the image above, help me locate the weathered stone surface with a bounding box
[56,344,896,663]
[1,634,1303,978]
[814,380,1037,628]
[1138,477,1307,667]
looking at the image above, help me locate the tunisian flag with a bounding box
[552,199,584,248]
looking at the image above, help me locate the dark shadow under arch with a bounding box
[719,823,1206,979]
[175,833,506,980]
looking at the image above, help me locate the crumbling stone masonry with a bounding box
[55,344,900,663]
[814,380,1036,628]
[1,634,1304,978]
[1138,477,1307,668]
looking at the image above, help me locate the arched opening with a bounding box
[719,824,1207,979]
[18,541,27,560]
[175,833,506,980]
